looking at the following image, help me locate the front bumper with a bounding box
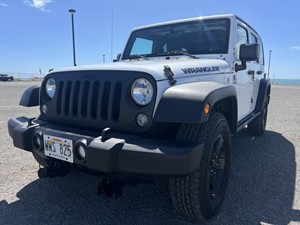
[8,117,204,177]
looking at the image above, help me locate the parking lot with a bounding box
[0,81,300,225]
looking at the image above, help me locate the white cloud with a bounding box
[0,2,8,7]
[24,0,52,11]
[290,46,300,51]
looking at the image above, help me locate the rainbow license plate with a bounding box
[44,135,73,163]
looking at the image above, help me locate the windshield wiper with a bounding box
[129,54,149,60]
[159,50,199,59]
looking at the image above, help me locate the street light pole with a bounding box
[267,50,272,79]
[69,9,77,66]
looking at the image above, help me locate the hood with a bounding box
[51,58,231,81]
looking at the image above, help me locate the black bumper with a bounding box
[8,117,204,177]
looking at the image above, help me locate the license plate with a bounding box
[44,135,73,163]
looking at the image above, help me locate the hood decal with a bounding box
[181,66,220,74]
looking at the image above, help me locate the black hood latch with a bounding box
[164,65,177,86]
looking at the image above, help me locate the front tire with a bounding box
[170,113,231,221]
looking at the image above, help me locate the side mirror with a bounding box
[113,53,122,62]
[236,43,260,72]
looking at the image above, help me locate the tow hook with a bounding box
[37,161,70,179]
[97,176,124,199]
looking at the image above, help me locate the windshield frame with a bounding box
[122,18,231,60]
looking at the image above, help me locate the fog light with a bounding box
[74,139,87,161]
[136,113,148,127]
[41,104,47,114]
[32,132,43,151]
[77,146,86,159]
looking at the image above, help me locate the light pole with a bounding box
[69,9,77,66]
[267,50,272,79]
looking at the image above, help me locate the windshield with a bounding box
[122,18,230,59]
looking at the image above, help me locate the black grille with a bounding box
[42,71,156,133]
[56,80,123,121]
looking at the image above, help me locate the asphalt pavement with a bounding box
[0,81,299,225]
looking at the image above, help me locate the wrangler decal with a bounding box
[181,66,220,74]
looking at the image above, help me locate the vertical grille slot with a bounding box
[90,81,100,119]
[63,81,72,115]
[112,81,122,121]
[101,81,111,120]
[72,81,80,117]
[56,81,64,115]
[81,81,90,118]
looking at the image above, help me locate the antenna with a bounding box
[111,10,114,62]
[267,50,272,79]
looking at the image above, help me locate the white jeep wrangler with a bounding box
[8,14,270,221]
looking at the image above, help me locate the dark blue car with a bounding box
[0,74,14,82]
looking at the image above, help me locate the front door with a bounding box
[234,24,254,122]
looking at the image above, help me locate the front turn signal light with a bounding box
[204,103,210,114]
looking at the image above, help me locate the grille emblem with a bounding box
[83,73,96,80]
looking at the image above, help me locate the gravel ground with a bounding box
[0,81,299,225]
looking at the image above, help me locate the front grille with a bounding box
[56,80,122,121]
[42,71,156,133]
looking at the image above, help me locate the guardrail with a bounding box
[0,72,46,81]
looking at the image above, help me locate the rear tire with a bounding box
[248,97,268,136]
[170,112,231,221]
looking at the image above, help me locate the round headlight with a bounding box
[131,78,153,106]
[45,78,56,99]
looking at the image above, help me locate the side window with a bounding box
[250,33,258,44]
[250,33,259,63]
[130,38,153,55]
[258,39,264,65]
[250,33,264,65]
[236,25,248,60]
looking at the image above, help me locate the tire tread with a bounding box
[170,113,224,221]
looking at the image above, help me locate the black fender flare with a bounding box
[19,85,40,107]
[254,79,271,112]
[153,81,237,127]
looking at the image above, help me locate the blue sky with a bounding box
[0,0,299,78]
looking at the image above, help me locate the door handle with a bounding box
[256,71,263,75]
[248,70,255,75]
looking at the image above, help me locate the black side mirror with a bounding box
[236,43,260,72]
[113,53,122,62]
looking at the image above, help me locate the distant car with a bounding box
[0,74,14,82]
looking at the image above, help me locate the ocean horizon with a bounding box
[271,79,300,85]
